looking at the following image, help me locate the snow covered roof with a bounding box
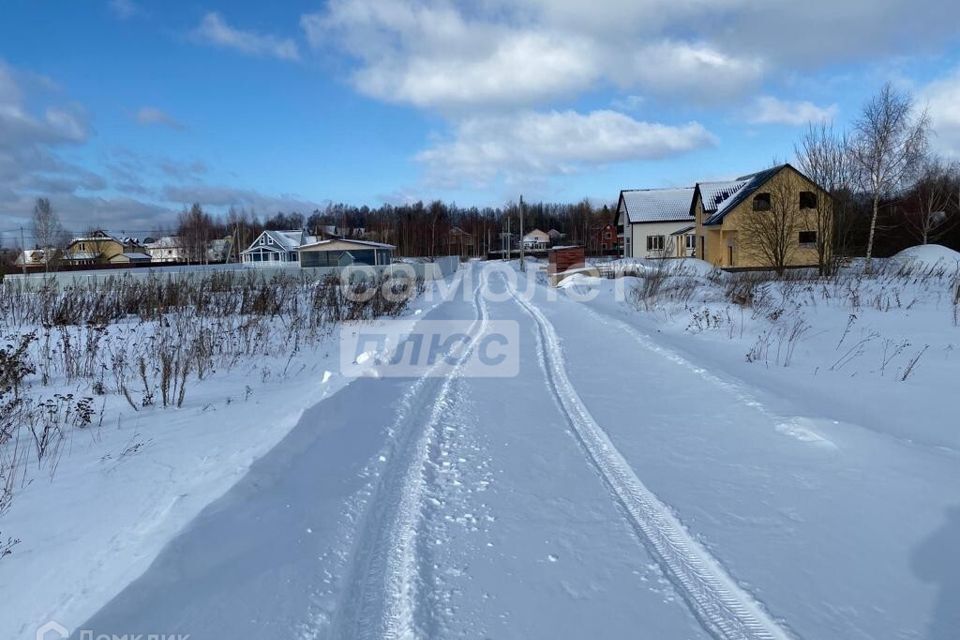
[145,236,182,249]
[618,187,696,224]
[119,252,152,260]
[15,249,52,265]
[670,225,696,236]
[702,165,786,225]
[266,230,305,251]
[697,181,752,214]
[70,231,144,246]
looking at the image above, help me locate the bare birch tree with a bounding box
[849,83,929,265]
[31,197,68,272]
[902,159,959,245]
[177,203,216,263]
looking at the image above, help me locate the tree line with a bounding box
[181,198,612,261]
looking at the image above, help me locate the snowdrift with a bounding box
[893,244,960,270]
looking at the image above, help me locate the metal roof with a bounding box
[619,187,696,223]
[702,165,787,225]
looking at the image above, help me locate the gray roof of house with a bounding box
[619,187,696,223]
[241,230,308,254]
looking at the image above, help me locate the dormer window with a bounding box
[753,193,772,211]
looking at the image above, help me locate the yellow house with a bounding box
[693,164,833,271]
[64,231,146,265]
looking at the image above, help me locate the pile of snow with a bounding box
[893,244,960,270]
[669,258,724,279]
[604,258,723,281]
[557,271,603,289]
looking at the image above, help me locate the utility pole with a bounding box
[506,214,511,261]
[519,195,526,272]
[20,226,27,276]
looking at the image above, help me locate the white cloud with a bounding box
[618,41,763,102]
[610,95,646,112]
[922,67,960,157]
[416,109,716,187]
[356,32,597,110]
[0,60,95,216]
[193,12,300,61]
[304,0,762,111]
[715,1,960,68]
[109,0,140,20]
[748,96,839,126]
[308,0,960,116]
[135,106,185,130]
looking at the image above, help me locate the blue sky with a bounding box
[1,0,959,235]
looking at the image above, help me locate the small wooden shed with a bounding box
[548,245,585,275]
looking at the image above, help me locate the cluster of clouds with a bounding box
[296,0,960,186]
[179,0,960,191]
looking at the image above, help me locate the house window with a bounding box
[753,193,772,211]
[267,236,274,245]
[798,231,817,245]
[603,231,611,240]
[799,191,818,209]
[685,234,696,250]
[646,235,665,252]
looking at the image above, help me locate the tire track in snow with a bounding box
[507,276,796,640]
[575,303,841,450]
[329,266,489,640]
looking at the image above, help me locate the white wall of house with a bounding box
[621,219,697,259]
[522,229,550,250]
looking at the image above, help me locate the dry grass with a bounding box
[0,270,423,537]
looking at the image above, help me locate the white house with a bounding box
[240,230,313,266]
[144,236,185,263]
[616,188,698,259]
[14,249,55,268]
[522,228,550,250]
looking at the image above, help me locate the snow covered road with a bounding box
[66,262,959,640]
